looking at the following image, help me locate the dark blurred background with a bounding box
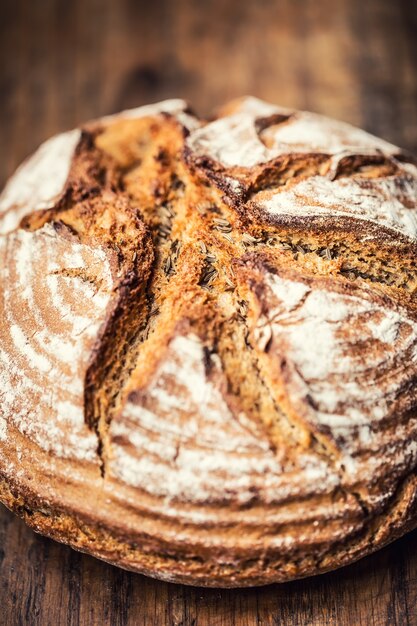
[0,0,417,189]
[1,1,417,624]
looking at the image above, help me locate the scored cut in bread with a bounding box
[0,97,417,587]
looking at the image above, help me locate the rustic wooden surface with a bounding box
[1,0,417,624]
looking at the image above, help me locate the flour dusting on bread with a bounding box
[0,97,416,587]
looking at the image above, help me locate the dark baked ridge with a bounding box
[0,97,417,587]
[185,97,417,294]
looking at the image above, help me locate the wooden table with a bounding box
[1,0,417,623]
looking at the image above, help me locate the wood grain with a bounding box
[0,0,417,624]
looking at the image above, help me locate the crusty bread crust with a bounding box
[0,97,417,587]
[1,471,416,587]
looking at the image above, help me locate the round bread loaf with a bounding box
[1,97,417,587]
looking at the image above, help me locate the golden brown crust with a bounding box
[1,471,416,587]
[0,97,417,587]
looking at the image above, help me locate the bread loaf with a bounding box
[1,97,417,587]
